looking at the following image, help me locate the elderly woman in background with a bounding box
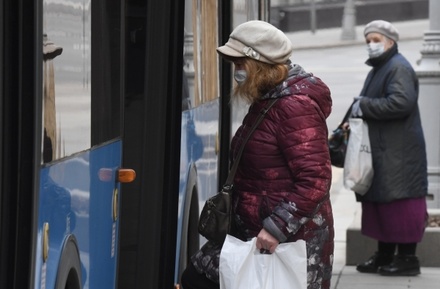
[349,20,428,277]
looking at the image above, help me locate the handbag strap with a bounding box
[337,101,355,129]
[223,98,279,190]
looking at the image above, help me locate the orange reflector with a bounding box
[118,169,136,183]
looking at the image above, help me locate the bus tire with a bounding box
[54,235,82,289]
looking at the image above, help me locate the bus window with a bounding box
[185,0,219,109]
[42,34,63,163]
[42,1,92,162]
[42,0,121,162]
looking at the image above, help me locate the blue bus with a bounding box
[0,0,269,288]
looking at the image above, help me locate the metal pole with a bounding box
[310,0,316,34]
[259,0,270,22]
[341,0,356,40]
[416,0,440,208]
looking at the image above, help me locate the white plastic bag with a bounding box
[343,118,374,195]
[219,235,307,289]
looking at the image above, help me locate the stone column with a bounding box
[310,0,316,34]
[416,0,440,208]
[341,0,356,40]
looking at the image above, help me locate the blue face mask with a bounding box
[234,70,247,84]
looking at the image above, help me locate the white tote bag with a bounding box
[343,118,374,195]
[219,235,307,289]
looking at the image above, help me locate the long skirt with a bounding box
[361,197,427,243]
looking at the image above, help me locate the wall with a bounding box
[271,0,429,32]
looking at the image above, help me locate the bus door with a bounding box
[33,1,129,289]
[172,0,272,286]
[117,0,185,288]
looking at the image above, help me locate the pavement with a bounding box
[284,19,440,289]
[329,167,439,289]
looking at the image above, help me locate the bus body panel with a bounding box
[175,98,220,282]
[35,140,122,289]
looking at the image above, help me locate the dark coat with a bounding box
[356,44,428,203]
[231,65,334,288]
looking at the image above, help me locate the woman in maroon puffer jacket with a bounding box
[182,20,334,289]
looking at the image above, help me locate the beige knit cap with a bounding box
[217,20,293,64]
[364,20,399,42]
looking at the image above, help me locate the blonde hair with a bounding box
[233,58,289,103]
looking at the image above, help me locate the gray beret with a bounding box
[217,20,293,64]
[364,20,399,42]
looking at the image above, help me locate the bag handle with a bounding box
[223,98,279,190]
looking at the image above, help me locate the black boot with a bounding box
[378,255,421,276]
[356,252,394,273]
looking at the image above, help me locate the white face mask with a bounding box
[367,42,385,58]
[234,70,247,84]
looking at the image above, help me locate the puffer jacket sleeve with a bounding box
[262,96,332,242]
[360,56,418,120]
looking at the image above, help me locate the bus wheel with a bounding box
[187,188,200,258]
[55,235,82,289]
[177,185,200,282]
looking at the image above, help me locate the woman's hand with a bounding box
[256,228,279,254]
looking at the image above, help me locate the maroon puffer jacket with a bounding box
[231,66,334,288]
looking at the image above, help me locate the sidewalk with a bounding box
[286,18,440,288]
[330,166,439,289]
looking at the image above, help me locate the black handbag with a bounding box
[329,127,349,168]
[328,102,353,168]
[198,99,278,244]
